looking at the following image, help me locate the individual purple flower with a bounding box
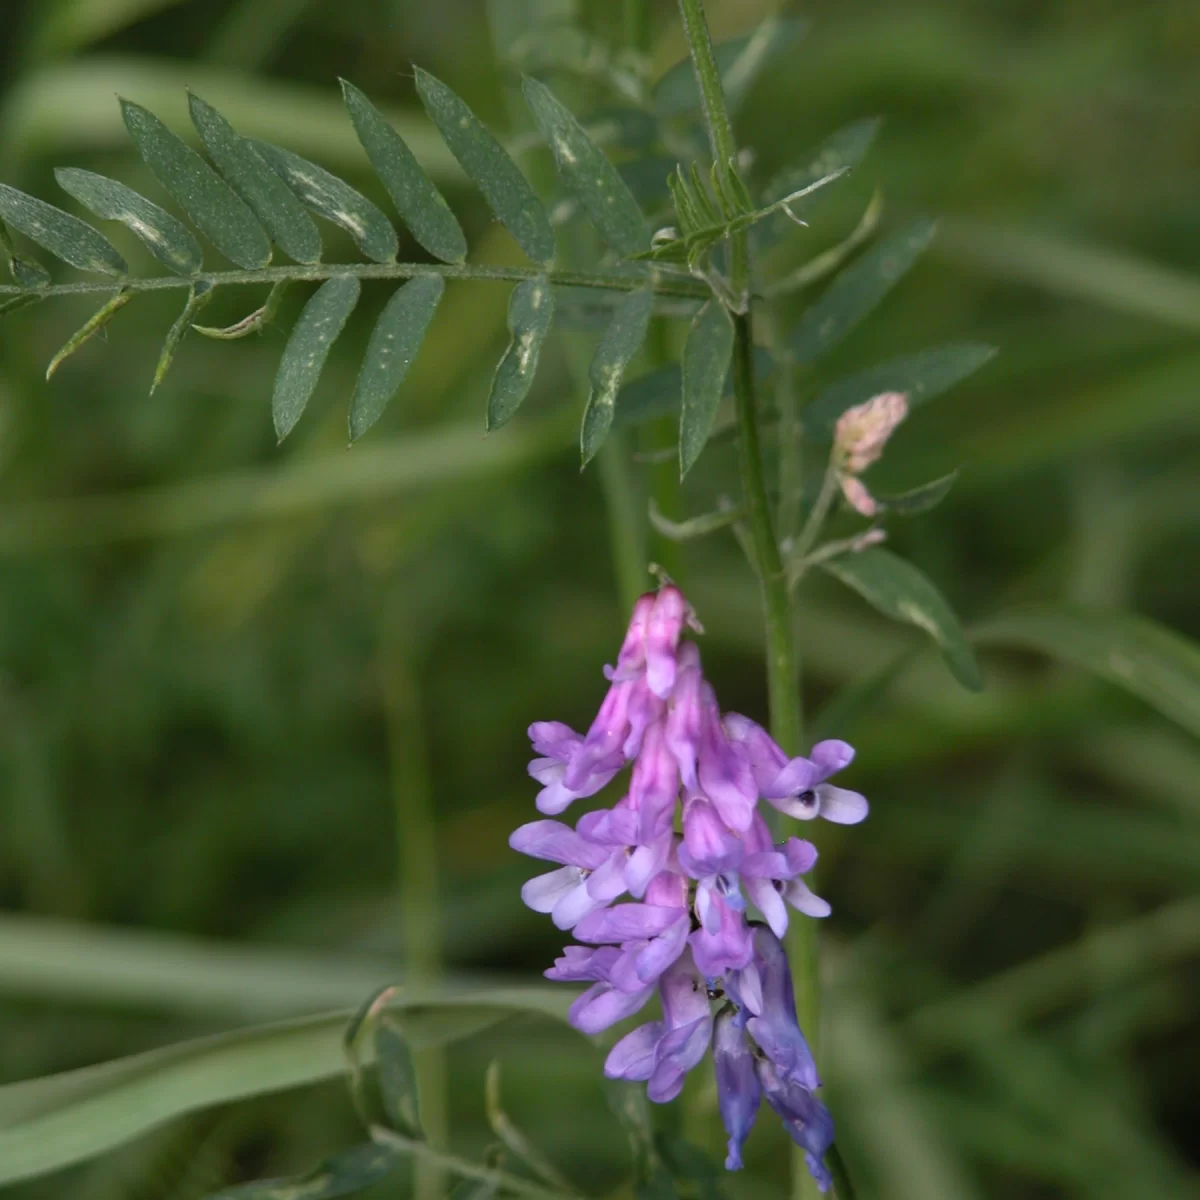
[742,926,821,1092]
[724,713,868,825]
[568,977,656,1034]
[713,1007,760,1170]
[605,951,713,1103]
[689,886,754,978]
[739,813,830,938]
[510,818,614,930]
[756,1057,835,1192]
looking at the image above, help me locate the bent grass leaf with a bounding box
[0,991,571,1187]
[581,286,653,465]
[804,343,997,436]
[54,168,202,275]
[790,219,938,363]
[340,80,466,265]
[486,276,554,431]
[273,275,361,442]
[252,141,398,264]
[679,300,734,477]
[121,99,271,270]
[521,76,647,258]
[0,183,126,275]
[188,92,323,266]
[415,68,555,266]
[972,607,1200,739]
[822,547,983,691]
[208,1142,405,1200]
[350,275,444,442]
[45,289,132,379]
[151,281,213,394]
[653,16,809,116]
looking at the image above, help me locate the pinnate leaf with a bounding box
[822,547,982,691]
[521,76,647,258]
[54,168,202,275]
[188,92,323,266]
[679,300,734,477]
[803,343,997,435]
[486,276,555,431]
[581,287,653,465]
[121,99,270,270]
[972,607,1200,738]
[415,68,555,266]
[207,1142,405,1200]
[252,141,398,264]
[273,275,361,442]
[0,183,126,275]
[350,275,444,442]
[789,219,937,363]
[340,80,466,265]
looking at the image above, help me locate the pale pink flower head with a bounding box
[833,390,908,516]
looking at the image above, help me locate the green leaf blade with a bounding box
[375,1024,423,1139]
[151,281,213,394]
[581,286,653,465]
[789,219,938,364]
[273,275,361,442]
[762,116,882,207]
[350,275,444,442]
[45,289,133,379]
[208,1142,405,1200]
[521,76,647,258]
[822,547,983,691]
[486,276,555,431]
[973,607,1200,738]
[54,168,203,276]
[340,80,466,265]
[0,183,126,275]
[121,99,271,270]
[251,140,398,264]
[415,68,555,266]
[187,92,324,266]
[679,300,734,477]
[804,343,997,435]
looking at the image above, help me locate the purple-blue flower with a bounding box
[513,585,863,1186]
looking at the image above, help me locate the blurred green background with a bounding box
[1,0,1198,1197]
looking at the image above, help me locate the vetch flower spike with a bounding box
[514,585,863,1183]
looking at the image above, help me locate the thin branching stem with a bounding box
[0,261,711,302]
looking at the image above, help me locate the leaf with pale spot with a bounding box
[580,287,653,465]
[0,183,126,275]
[487,276,555,430]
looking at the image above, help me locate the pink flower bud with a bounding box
[834,391,908,474]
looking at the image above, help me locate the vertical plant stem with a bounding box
[380,651,447,1200]
[597,434,650,612]
[677,3,821,1196]
[624,0,650,53]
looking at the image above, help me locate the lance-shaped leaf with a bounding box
[1,219,52,287]
[121,99,270,270]
[350,275,444,442]
[973,607,1200,739]
[581,287,653,465]
[208,1142,405,1200]
[874,470,959,516]
[151,281,213,394]
[654,15,809,116]
[45,289,133,379]
[822,547,982,691]
[273,275,361,442]
[521,76,647,258]
[486,276,554,431]
[0,183,126,275]
[54,168,203,276]
[679,300,734,477]
[251,141,398,264]
[187,92,323,266]
[415,68,555,266]
[376,1024,422,1139]
[803,343,997,435]
[789,220,937,363]
[762,117,882,206]
[340,80,466,265]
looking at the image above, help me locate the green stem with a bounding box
[787,464,841,587]
[677,4,821,1196]
[597,434,649,612]
[0,262,711,301]
[379,654,447,1200]
[624,0,650,53]
[828,1144,859,1200]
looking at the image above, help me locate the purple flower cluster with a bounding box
[510,586,867,1185]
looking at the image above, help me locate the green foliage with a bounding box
[487,276,555,431]
[679,299,734,476]
[0,182,127,274]
[580,286,654,465]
